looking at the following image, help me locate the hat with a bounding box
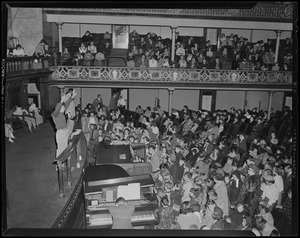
[248,164,259,175]
[244,215,252,226]
[278,145,286,151]
[191,147,199,153]
[259,200,268,207]
[211,169,225,181]
[260,139,267,145]
[231,170,241,181]
[264,146,273,154]
[264,175,275,182]
[213,206,223,219]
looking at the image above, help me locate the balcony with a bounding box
[6,56,55,80]
[48,66,292,91]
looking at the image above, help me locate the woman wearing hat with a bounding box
[227,170,243,209]
[237,164,262,217]
[256,200,274,226]
[210,206,225,230]
[253,215,278,236]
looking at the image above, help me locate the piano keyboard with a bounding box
[89,211,156,226]
[131,211,155,222]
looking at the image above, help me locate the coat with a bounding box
[169,162,184,183]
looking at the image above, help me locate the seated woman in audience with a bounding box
[61,47,71,65]
[135,53,149,68]
[149,55,158,68]
[198,58,211,69]
[12,105,38,133]
[127,55,135,67]
[253,215,278,236]
[79,42,87,56]
[13,44,25,56]
[256,201,274,226]
[28,102,43,127]
[88,41,97,55]
[205,46,214,59]
[94,50,105,66]
[83,50,94,66]
[131,45,139,58]
[175,55,186,68]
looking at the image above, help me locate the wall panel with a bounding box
[216,91,245,110]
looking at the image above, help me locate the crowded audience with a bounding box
[6,29,289,70]
[72,90,293,235]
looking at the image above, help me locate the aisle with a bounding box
[4,122,81,228]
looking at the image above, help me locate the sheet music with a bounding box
[117,183,140,200]
[106,190,114,202]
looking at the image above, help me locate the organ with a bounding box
[83,164,159,229]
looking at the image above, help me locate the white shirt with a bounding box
[274,174,284,193]
[13,48,25,56]
[261,183,280,207]
[149,59,158,68]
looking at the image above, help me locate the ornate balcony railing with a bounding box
[49,66,292,89]
[6,56,55,78]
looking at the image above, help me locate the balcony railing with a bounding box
[6,56,55,77]
[49,66,292,87]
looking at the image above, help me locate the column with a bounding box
[170,27,177,62]
[243,91,248,110]
[274,30,283,63]
[267,91,274,120]
[216,28,222,51]
[57,22,64,53]
[168,88,175,115]
[59,86,65,97]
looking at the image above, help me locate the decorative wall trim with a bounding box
[49,66,292,90]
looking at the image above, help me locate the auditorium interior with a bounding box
[2,2,298,237]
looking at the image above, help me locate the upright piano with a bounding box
[83,165,159,229]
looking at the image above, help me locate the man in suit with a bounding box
[108,197,135,229]
[102,117,113,134]
[282,164,292,203]
[237,133,248,166]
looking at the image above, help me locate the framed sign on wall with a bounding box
[112,25,129,49]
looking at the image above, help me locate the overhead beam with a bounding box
[46,13,293,31]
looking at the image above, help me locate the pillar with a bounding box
[274,30,283,64]
[216,28,222,51]
[170,27,177,62]
[57,22,64,53]
[243,91,248,110]
[267,91,275,120]
[168,88,175,115]
[58,86,65,98]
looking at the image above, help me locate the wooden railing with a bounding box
[53,132,87,198]
[6,56,55,76]
[49,65,292,89]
